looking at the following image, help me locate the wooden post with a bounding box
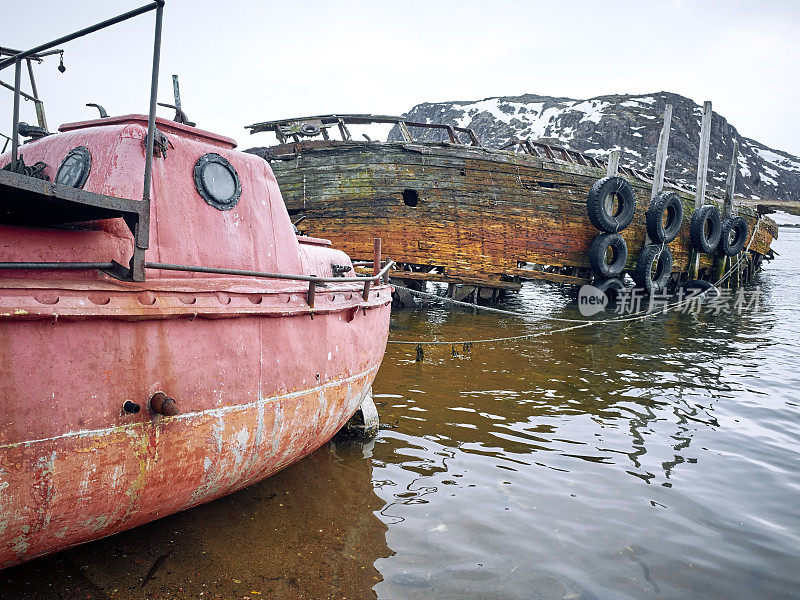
[688,101,712,279]
[713,140,739,283]
[641,105,673,249]
[722,139,738,219]
[606,149,620,177]
[694,101,713,209]
[650,104,673,201]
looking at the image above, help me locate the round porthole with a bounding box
[193,153,241,210]
[55,146,91,189]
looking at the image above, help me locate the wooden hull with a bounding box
[257,141,778,286]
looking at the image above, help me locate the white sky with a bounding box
[1,0,799,155]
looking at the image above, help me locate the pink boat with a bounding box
[0,3,392,568]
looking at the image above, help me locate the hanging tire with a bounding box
[593,277,625,302]
[586,176,636,233]
[589,232,628,277]
[646,191,684,243]
[719,216,748,256]
[690,205,722,253]
[633,244,673,292]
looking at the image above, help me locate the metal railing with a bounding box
[0,258,395,308]
[1,1,164,281]
[146,258,395,307]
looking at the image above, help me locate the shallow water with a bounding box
[2,226,799,600]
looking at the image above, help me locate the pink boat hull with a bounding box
[0,115,392,567]
[0,294,389,568]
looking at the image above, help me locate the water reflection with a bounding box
[371,242,799,599]
[380,293,775,489]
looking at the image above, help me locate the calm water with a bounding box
[3,224,799,600]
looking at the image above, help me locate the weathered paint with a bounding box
[253,140,778,285]
[0,116,392,567]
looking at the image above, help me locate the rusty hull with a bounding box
[255,140,778,286]
[0,115,392,567]
[0,290,390,568]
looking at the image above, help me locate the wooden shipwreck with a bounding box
[245,112,778,300]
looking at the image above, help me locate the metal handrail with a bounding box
[144,259,395,285]
[0,3,162,71]
[0,259,395,308]
[0,259,394,284]
[2,1,164,282]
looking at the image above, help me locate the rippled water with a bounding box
[3,224,799,600]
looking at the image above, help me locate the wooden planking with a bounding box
[267,141,777,282]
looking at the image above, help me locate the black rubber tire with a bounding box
[719,216,749,256]
[646,191,684,243]
[586,176,636,233]
[588,233,628,277]
[299,123,321,136]
[633,244,673,292]
[593,277,625,302]
[690,205,722,253]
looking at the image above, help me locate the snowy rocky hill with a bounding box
[390,92,799,202]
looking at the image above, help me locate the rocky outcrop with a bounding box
[391,92,799,202]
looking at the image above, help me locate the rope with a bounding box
[389,284,588,322]
[389,284,688,346]
[2,156,49,180]
[708,215,761,288]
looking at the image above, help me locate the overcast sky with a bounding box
[1,0,798,155]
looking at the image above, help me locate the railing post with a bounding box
[307,281,316,308]
[134,0,164,282]
[25,58,47,130]
[10,59,21,164]
[398,121,413,142]
[373,237,382,280]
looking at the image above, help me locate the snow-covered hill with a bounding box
[390,92,799,202]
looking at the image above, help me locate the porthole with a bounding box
[193,153,241,210]
[55,146,91,189]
